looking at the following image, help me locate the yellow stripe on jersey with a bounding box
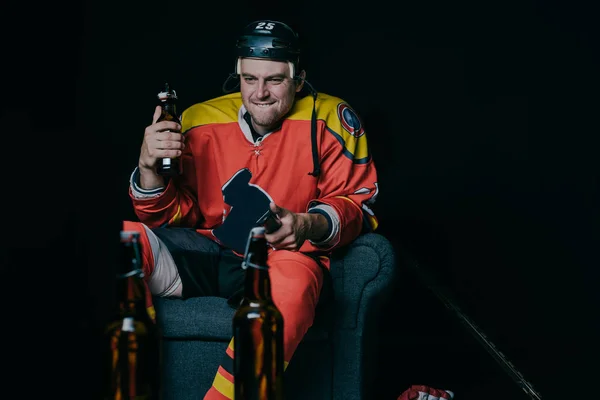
[180,92,243,133]
[181,91,370,162]
[212,370,234,399]
[336,195,379,231]
[287,93,371,163]
[366,213,379,231]
[168,204,183,226]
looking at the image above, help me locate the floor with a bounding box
[370,254,542,400]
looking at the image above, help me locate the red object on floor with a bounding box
[397,384,455,400]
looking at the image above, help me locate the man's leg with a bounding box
[122,221,223,315]
[204,250,325,399]
[122,221,184,320]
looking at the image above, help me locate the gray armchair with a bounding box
[153,232,397,400]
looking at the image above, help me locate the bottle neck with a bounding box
[160,100,177,119]
[116,272,147,307]
[244,263,272,301]
[243,236,272,301]
[116,231,148,315]
[162,101,176,113]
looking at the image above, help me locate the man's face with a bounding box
[239,57,304,134]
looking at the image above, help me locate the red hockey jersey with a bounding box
[130,91,379,260]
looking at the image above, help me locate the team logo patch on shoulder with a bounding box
[337,103,365,138]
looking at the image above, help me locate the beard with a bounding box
[250,112,278,128]
[247,104,285,131]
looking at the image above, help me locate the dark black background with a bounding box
[2,0,598,398]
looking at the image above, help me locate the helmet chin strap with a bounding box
[297,77,320,177]
[222,72,240,93]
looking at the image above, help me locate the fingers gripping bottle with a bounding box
[156,82,182,177]
[233,227,285,400]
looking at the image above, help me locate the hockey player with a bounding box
[125,19,379,399]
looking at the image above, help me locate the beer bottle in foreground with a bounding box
[103,230,161,399]
[233,226,284,400]
[156,82,182,177]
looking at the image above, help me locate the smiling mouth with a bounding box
[254,103,274,107]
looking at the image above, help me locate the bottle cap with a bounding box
[158,83,177,101]
[158,90,177,100]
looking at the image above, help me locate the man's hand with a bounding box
[138,106,184,189]
[264,202,329,251]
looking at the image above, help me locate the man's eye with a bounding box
[269,79,284,84]
[244,77,256,83]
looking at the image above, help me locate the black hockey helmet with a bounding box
[234,20,301,78]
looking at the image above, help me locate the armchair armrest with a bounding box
[329,232,397,330]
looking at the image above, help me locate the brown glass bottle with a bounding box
[103,230,161,400]
[233,226,284,400]
[156,82,182,177]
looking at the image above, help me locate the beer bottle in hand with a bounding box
[156,82,182,177]
[103,230,161,400]
[233,226,284,400]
